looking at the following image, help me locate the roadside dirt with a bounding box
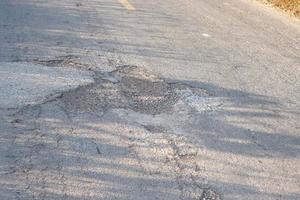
[259,0,300,17]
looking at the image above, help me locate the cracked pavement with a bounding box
[0,0,300,199]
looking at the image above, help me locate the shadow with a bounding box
[0,0,253,67]
[165,79,300,158]
[0,1,299,199]
[0,0,188,63]
[0,74,299,199]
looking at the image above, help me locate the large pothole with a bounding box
[59,65,217,117]
[60,66,181,115]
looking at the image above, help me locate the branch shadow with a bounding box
[0,74,299,200]
[0,1,299,199]
[0,0,227,64]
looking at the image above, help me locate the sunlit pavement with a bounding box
[0,0,299,199]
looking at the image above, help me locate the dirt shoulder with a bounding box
[261,0,300,17]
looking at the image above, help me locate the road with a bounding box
[0,0,299,199]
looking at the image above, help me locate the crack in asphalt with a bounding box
[4,64,223,199]
[32,55,91,70]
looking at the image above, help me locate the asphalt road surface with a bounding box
[0,0,299,199]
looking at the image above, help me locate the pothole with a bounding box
[60,66,180,115]
[59,65,216,116]
[115,66,179,114]
[32,55,90,69]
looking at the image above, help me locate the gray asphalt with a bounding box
[0,0,299,199]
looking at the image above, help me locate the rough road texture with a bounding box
[0,0,299,200]
[2,66,223,200]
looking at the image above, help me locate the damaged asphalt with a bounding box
[0,0,299,199]
[1,63,223,200]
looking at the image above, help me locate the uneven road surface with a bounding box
[0,0,300,199]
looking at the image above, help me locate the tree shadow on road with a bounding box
[0,1,299,199]
[0,70,299,200]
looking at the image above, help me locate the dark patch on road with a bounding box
[60,66,180,115]
[200,188,221,200]
[142,124,167,133]
[116,66,179,114]
[96,146,101,155]
[33,55,90,69]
